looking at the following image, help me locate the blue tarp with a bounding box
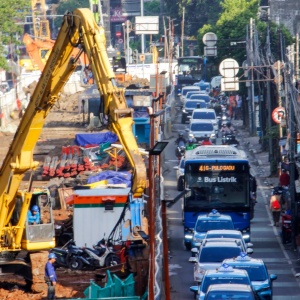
[87,170,132,187]
[75,132,118,146]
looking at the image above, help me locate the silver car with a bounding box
[186,120,216,144]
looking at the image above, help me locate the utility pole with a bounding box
[250,18,256,135]
[181,7,185,57]
[246,23,254,134]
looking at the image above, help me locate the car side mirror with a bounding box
[270,274,277,281]
[185,128,189,132]
[246,248,253,255]
[191,247,199,254]
[246,242,254,248]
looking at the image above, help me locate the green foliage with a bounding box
[54,0,89,29]
[56,0,89,15]
[144,0,160,16]
[0,0,30,69]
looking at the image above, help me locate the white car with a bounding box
[179,86,200,103]
[186,120,216,144]
[191,108,219,132]
[204,229,254,250]
[189,239,244,283]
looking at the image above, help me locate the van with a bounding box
[179,86,200,103]
[191,108,218,132]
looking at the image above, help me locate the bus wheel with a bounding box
[185,243,191,251]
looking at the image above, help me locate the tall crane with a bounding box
[31,0,51,40]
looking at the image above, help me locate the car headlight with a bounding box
[185,234,193,240]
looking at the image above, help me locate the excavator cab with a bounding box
[11,190,55,251]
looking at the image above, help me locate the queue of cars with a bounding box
[188,210,277,299]
[179,84,219,144]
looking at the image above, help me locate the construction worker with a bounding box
[45,253,57,299]
[27,205,40,225]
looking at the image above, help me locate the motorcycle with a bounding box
[79,238,121,269]
[50,238,121,270]
[222,132,239,146]
[175,140,186,159]
[50,239,85,270]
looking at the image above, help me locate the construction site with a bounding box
[0,1,174,299]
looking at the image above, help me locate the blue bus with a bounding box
[175,56,218,94]
[183,145,251,250]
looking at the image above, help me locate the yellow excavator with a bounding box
[0,8,147,291]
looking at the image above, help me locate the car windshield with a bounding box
[202,276,250,293]
[193,112,216,120]
[196,220,234,232]
[186,92,201,99]
[190,95,210,102]
[233,265,268,281]
[190,123,214,131]
[199,246,241,263]
[183,88,199,96]
[185,101,206,109]
[206,290,254,300]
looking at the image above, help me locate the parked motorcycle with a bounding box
[50,239,85,270]
[79,238,121,269]
[51,238,121,270]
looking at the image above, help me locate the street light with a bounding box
[149,141,168,155]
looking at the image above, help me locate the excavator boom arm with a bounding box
[0,9,146,234]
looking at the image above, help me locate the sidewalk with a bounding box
[234,120,279,187]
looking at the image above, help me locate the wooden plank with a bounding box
[58,187,74,210]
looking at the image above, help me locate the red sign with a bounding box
[272,106,285,124]
[116,31,122,38]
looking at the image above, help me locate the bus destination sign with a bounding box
[199,165,236,171]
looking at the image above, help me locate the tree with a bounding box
[0,0,30,69]
[54,0,89,30]
[197,0,293,67]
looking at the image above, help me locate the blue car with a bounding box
[190,263,252,299]
[223,252,277,299]
[191,209,234,249]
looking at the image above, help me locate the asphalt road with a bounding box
[163,109,300,299]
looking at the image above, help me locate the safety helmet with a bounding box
[189,133,194,138]
[48,253,57,259]
[226,121,231,127]
[204,134,209,140]
[31,205,39,212]
[179,132,183,137]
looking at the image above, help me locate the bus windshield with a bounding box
[184,163,249,209]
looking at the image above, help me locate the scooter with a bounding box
[79,238,121,269]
